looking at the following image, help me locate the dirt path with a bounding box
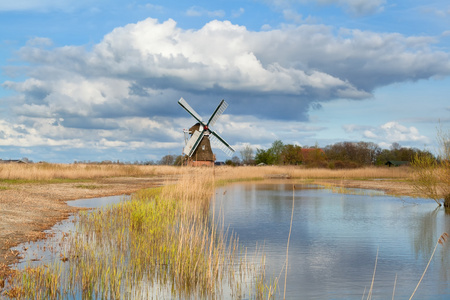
[0,176,176,270]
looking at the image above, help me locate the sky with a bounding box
[0,0,449,163]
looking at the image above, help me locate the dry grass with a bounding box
[0,163,183,181]
[213,165,411,183]
[0,163,412,182]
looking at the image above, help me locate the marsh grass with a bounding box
[0,163,410,182]
[0,163,182,181]
[214,166,410,182]
[2,169,275,299]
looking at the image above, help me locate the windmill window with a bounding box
[202,145,205,150]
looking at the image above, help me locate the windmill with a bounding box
[178,97,235,166]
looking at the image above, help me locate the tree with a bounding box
[240,144,254,165]
[173,155,184,166]
[270,140,284,164]
[225,156,241,166]
[280,144,303,165]
[255,148,276,165]
[231,156,241,166]
[159,154,177,165]
[390,142,401,151]
[411,126,450,207]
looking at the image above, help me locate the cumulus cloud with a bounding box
[379,121,429,143]
[9,18,448,119]
[2,17,449,158]
[347,121,431,146]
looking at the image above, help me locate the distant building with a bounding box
[0,159,28,164]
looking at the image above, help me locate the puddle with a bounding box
[10,194,130,269]
[67,194,129,208]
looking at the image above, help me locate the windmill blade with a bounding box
[178,98,204,124]
[183,130,205,157]
[207,99,228,127]
[209,130,235,157]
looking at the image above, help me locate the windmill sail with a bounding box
[210,131,235,157]
[178,98,203,123]
[179,97,235,159]
[207,99,228,127]
[183,130,204,157]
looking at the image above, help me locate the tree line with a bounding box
[235,140,434,168]
[156,140,434,168]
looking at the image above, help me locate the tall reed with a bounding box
[0,163,182,181]
[0,163,411,182]
[2,169,274,299]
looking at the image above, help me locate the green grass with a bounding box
[2,173,274,299]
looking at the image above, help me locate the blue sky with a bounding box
[0,0,449,163]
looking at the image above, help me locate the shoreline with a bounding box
[0,176,175,270]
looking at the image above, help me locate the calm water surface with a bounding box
[213,183,450,299]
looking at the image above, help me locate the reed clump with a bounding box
[2,169,274,299]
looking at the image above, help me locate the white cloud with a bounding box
[283,9,303,23]
[26,37,53,47]
[186,6,225,18]
[380,121,428,143]
[232,7,245,18]
[144,3,164,12]
[347,121,430,146]
[12,18,448,106]
[363,130,377,139]
[342,124,378,133]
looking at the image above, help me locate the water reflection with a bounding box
[213,183,450,299]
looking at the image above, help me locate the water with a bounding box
[11,195,129,269]
[212,183,450,299]
[67,194,128,208]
